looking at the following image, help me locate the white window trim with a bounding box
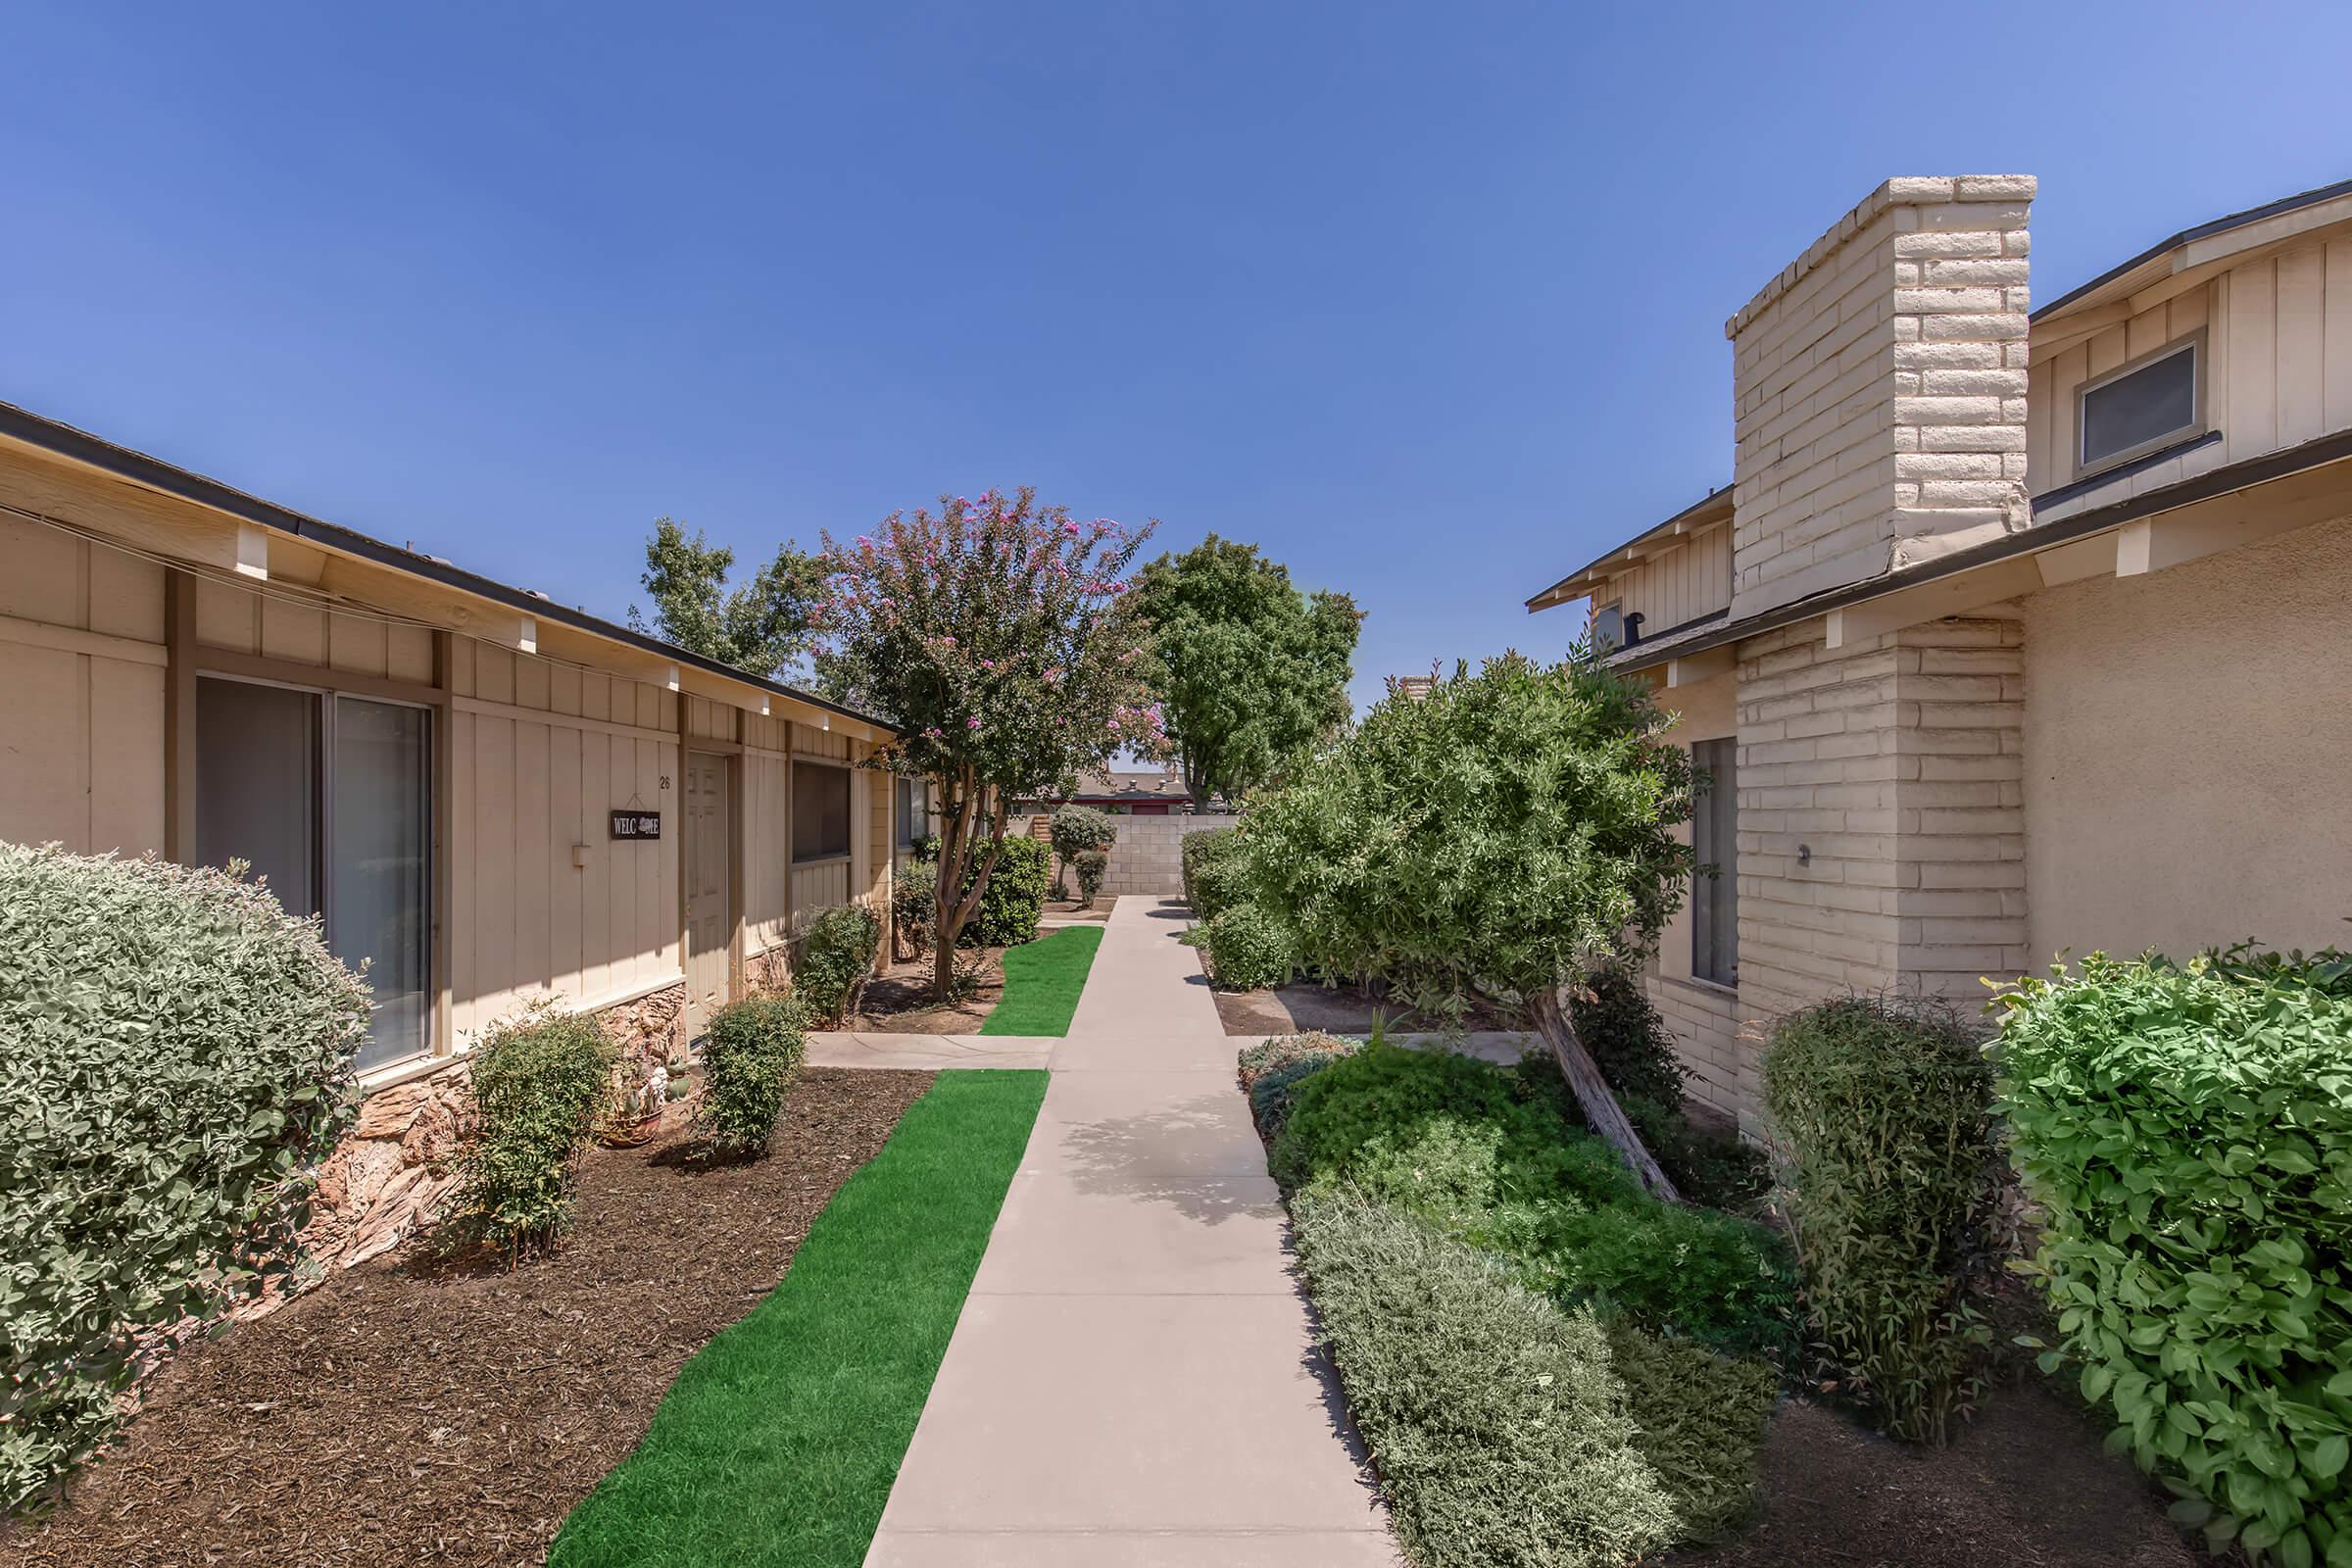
[2076,328,2207,482]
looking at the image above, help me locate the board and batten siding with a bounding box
[1594,521,1732,638]
[0,515,168,857]
[2032,232,2352,518]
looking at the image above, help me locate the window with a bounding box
[197,678,433,1072]
[1690,737,1738,987]
[1592,602,1624,652]
[895,775,928,849]
[794,761,852,862]
[2079,334,2203,475]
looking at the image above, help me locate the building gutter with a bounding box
[1605,426,2352,674]
[0,399,895,734]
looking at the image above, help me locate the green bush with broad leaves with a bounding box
[1763,996,2002,1445]
[1195,901,1298,991]
[447,1006,613,1260]
[698,995,808,1156]
[0,844,369,1513]
[1180,825,1246,919]
[795,904,881,1023]
[959,835,1052,948]
[1997,949,2352,1565]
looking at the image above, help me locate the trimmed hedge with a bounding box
[448,1007,614,1259]
[1291,1189,1680,1567]
[0,845,370,1512]
[1763,997,2001,1445]
[1179,825,1246,919]
[1998,951,2352,1563]
[797,905,881,1024]
[700,995,808,1156]
[1196,902,1297,990]
[1070,848,1108,906]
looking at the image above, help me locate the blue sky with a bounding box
[5,2,2347,712]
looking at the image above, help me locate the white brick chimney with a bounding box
[1725,176,2035,620]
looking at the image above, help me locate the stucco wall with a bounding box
[2023,511,2352,964]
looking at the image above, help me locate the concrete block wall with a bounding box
[1041,812,1241,898]
[1727,176,2035,620]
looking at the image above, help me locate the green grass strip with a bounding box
[979,923,1102,1037]
[550,1069,1048,1568]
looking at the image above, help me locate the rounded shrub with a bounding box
[0,845,370,1510]
[1763,995,2000,1444]
[795,904,882,1024]
[1199,902,1297,991]
[1180,825,1246,919]
[448,1005,614,1260]
[699,995,808,1156]
[960,835,1051,947]
[1998,950,2352,1561]
[1049,805,1117,861]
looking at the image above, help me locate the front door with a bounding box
[684,751,732,1039]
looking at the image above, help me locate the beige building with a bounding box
[1529,174,2352,1132]
[0,403,901,1258]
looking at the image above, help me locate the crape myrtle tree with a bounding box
[1128,535,1360,808]
[1238,650,1697,1197]
[627,517,826,679]
[812,489,1166,1000]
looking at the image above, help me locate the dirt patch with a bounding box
[9,1067,936,1568]
[1040,900,1110,923]
[1206,960,1520,1037]
[1664,1380,2198,1568]
[850,949,1007,1034]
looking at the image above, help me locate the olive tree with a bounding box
[1237,652,1696,1196]
[812,489,1164,1000]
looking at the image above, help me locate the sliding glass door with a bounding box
[196,677,433,1071]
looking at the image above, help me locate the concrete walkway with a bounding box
[863,896,1397,1567]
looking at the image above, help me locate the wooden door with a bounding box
[684,751,732,1038]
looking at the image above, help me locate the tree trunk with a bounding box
[929,783,1008,1002]
[1529,986,1682,1202]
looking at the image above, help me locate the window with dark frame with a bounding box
[794,761,853,862]
[1690,736,1739,988]
[2079,334,2202,475]
[895,775,926,849]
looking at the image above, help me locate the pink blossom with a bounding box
[966,716,982,729]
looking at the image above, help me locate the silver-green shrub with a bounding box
[0,844,369,1511]
[1291,1188,1678,1567]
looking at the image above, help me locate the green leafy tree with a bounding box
[1236,652,1696,1196]
[1128,535,1359,808]
[811,488,1166,1000]
[627,517,824,679]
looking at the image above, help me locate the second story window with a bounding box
[2080,333,2203,476]
[1592,601,1624,653]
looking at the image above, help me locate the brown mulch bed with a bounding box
[1663,1380,2199,1568]
[8,1067,936,1568]
[1040,900,1110,922]
[851,948,1007,1034]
